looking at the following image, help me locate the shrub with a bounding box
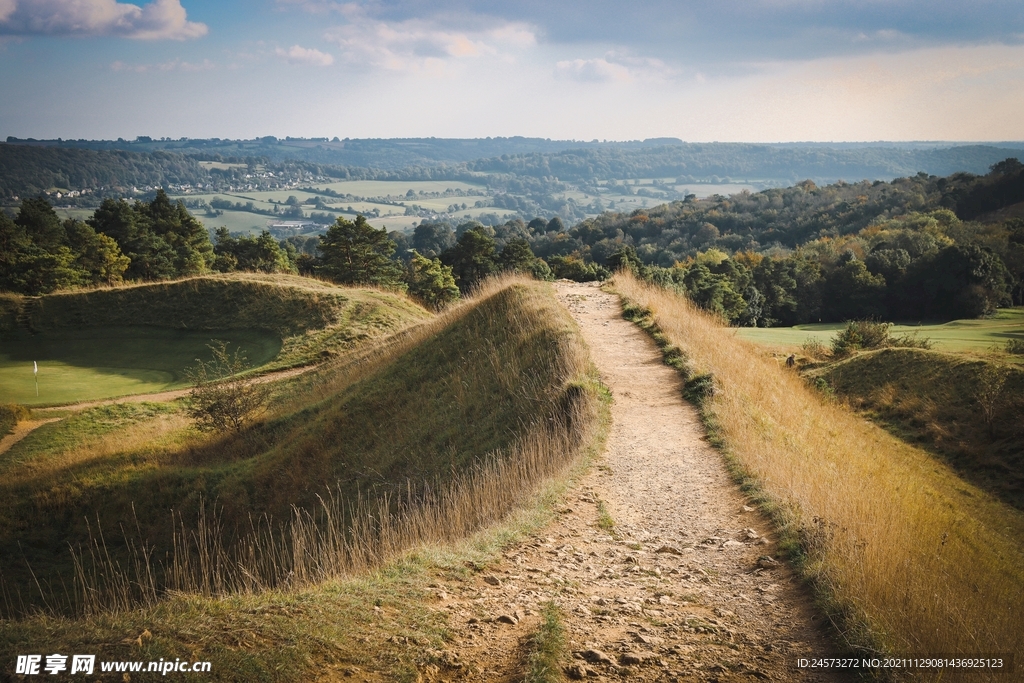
[832,320,933,357]
[1006,339,1024,355]
[184,342,269,432]
[801,338,829,360]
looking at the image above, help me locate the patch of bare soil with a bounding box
[418,282,849,682]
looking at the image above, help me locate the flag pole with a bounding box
[34,360,38,397]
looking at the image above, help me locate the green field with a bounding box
[734,307,1024,354]
[52,207,97,222]
[193,210,273,234]
[312,179,485,196]
[0,327,280,405]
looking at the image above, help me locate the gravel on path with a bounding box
[419,281,849,682]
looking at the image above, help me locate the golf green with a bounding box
[733,307,1024,354]
[0,327,281,406]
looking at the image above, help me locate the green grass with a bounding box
[0,402,180,478]
[595,498,616,536]
[734,307,1024,355]
[0,436,610,682]
[312,180,485,196]
[0,278,598,616]
[0,277,611,682]
[525,602,568,683]
[819,348,1024,510]
[0,327,278,406]
[0,274,431,405]
[193,209,273,235]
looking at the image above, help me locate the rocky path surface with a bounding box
[422,282,847,682]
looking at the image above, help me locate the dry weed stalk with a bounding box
[613,272,1024,678]
[63,277,599,616]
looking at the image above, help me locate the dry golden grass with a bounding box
[61,276,602,616]
[613,272,1024,678]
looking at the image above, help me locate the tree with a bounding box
[406,251,460,309]
[90,190,213,280]
[318,215,406,289]
[185,341,270,433]
[441,225,498,292]
[498,238,537,272]
[0,198,124,294]
[213,228,295,274]
[607,246,642,274]
[66,220,130,285]
[412,222,456,257]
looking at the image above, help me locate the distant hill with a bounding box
[4,137,1023,192]
[0,144,209,198]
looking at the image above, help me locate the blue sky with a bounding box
[1,0,1023,142]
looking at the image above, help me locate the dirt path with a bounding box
[423,282,847,682]
[0,366,310,456]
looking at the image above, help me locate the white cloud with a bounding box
[555,52,676,84]
[276,44,334,66]
[555,57,631,83]
[323,13,536,74]
[111,57,213,72]
[0,0,206,39]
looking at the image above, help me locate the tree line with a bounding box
[3,159,1023,324]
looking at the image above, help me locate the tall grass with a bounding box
[14,277,601,618]
[613,272,1024,679]
[71,414,593,615]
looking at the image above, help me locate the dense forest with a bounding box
[418,159,1024,324]
[3,159,1022,325]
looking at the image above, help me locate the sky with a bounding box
[1,0,1023,142]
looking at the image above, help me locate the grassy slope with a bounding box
[821,348,1024,510]
[734,306,1024,356]
[0,279,599,617]
[0,274,430,405]
[613,272,1024,681]
[0,279,605,683]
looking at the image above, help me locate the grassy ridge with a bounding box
[0,278,599,616]
[0,274,430,405]
[0,277,605,682]
[613,272,1024,681]
[821,348,1024,509]
[1,274,431,369]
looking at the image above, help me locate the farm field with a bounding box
[311,179,486,196]
[0,327,280,405]
[193,210,273,234]
[52,207,96,222]
[734,307,1024,354]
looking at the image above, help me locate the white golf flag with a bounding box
[34,361,37,375]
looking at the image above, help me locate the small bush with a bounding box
[832,320,892,357]
[185,342,270,432]
[801,338,829,360]
[889,332,932,349]
[0,404,30,437]
[1006,339,1024,355]
[832,321,933,357]
[811,376,836,401]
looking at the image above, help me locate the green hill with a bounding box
[822,347,1024,509]
[0,274,430,405]
[0,278,599,619]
